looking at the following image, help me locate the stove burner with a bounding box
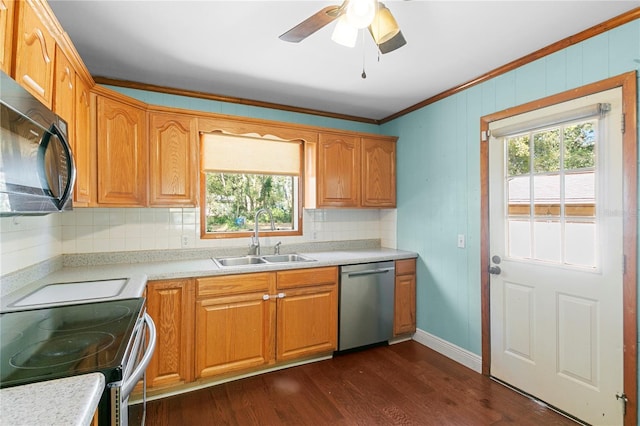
[9,331,116,369]
[38,305,131,331]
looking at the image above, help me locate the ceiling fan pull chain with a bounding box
[361,31,367,79]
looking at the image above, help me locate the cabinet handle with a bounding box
[264,293,285,300]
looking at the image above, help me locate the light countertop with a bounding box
[1,247,417,311]
[0,373,105,426]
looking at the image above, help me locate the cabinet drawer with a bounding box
[276,267,338,289]
[395,259,416,276]
[196,273,274,298]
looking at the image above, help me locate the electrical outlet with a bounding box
[181,234,193,248]
[457,234,465,248]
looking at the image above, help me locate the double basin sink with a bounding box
[213,254,315,268]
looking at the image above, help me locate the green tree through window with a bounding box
[205,173,295,233]
[507,120,596,176]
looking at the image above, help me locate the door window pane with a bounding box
[508,219,531,258]
[564,121,596,170]
[533,129,560,173]
[533,174,560,217]
[533,220,562,263]
[565,172,595,218]
[508,176,530,216]
[565,222,596,267]
[508,135,530,176]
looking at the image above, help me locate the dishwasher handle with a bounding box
[346,267,394,278]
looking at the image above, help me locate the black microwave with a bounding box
[0,71,76,215]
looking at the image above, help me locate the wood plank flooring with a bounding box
[140,341,576,425]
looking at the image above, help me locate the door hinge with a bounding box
[621,113,626,134]
[481,130,488,141]
[616,392,628,416]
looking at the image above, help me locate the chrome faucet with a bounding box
[249,208,274,255]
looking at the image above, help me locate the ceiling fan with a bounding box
[279,0,406,54]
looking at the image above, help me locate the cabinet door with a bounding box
[149,112,197,206]
[362,137,396,207]
[73,78,92,205]
[0,0,15,74]
[394,259,416,336]
[53,46,74,125]
[276,283,338,361]
[96,96,148,206]
[195,292,275,379]
[276,267,338,361]
[146,279,195,389]
[317,133,360,207]
[195,272,276,379]
[14,0,55,107]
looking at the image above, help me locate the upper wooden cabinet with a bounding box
[317,133,361,207]
[361,137,396,207]
[96,95,148,206]
[73,77,92,205]
[149,112,198,207]
[315,132,397,208]
[53,45,74,126]
[14,0,55,108]
[0,0,15,74]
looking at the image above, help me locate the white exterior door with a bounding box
[489,88,624,425]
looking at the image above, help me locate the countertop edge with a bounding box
[0,373,105,426]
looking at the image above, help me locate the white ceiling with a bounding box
[48,1,639,121]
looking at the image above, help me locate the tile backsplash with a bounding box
[1,207,397,276]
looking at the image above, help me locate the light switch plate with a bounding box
[457,234,465,248]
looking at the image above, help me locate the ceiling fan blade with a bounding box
[279,5,344,43]
[378,30,406,54]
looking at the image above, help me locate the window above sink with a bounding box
[200,132,303,240]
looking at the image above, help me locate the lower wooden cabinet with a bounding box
[140,264,396,395]
[394,259,417,336]
[194,268,338,379]
[194,273,276,379]
[276,267,338,361]
[145,279,195,389]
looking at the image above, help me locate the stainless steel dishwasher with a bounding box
[339,261,395,351]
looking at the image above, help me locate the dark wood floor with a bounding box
[141,341,576,425]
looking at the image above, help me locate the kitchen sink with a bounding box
[213,254,315,267]
[213,256,267,267]
[261,254,314,263]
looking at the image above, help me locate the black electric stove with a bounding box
[0,298,145,389]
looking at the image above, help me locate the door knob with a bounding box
[489,265,501,275]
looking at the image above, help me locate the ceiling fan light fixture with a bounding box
[345,0,376,29]
[331,15,358,47]
[369,3,400,45]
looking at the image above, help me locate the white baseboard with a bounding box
[412,328,482,373]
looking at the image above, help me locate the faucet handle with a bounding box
[274,241,282,255]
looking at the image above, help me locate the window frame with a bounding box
[199,128,308,240]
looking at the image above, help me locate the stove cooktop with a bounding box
[0,298,145,388]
